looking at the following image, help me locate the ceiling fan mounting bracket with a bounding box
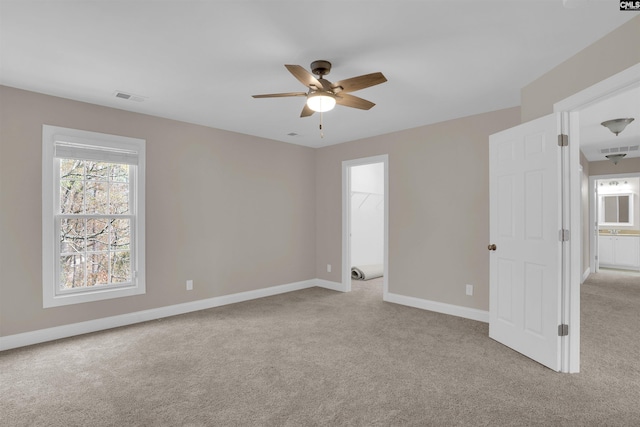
[311,60,332,77]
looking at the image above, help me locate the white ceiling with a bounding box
[0,1,636,148]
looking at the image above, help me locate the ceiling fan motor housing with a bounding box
[311,60,332,77]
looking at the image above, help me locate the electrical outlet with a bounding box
[327,264,332,273]
[186,280,193,291]
[466,284,473,296]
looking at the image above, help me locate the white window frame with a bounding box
[42,125,146,308]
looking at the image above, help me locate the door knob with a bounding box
[488,244,497,251]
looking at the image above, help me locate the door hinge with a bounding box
[559,229,570,242]
[558,324,569,336]
[558,134,568,147]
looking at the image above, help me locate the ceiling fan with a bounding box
[252,60,387,117]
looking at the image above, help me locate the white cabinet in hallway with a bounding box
[599,235,640,270]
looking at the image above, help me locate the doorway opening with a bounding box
[342,155,389,296]
[555,62,640,373]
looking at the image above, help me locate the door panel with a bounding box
[489,113,563,372]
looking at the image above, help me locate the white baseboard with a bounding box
[384,292,489,323]
[315,279,347,292]
[0,279,317,352]
[1,279,487,351]
[582,267,591,283]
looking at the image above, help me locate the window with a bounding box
[42,125,145,307]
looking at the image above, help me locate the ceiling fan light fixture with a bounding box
[601,118,634,136]
[306,92,336,112]
[605,153,626,165]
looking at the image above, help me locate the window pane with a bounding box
[60,159,84,180]
[110,164,129,182]
[60,255,85,289]
[86,218,110,252]
[109,183,130,214]
[85,161,109,181]
[87,252,110,286]
[111,251,131,283]
[111,219,130,250]
[60,218,86,254]
[60,180,84,214]
[85,181,108,214]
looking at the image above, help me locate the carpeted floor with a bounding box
[1,274,639,426]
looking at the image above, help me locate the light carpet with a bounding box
[1,275,639,426]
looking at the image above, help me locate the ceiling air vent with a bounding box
[600,145,639,154]
[113,91,146,102]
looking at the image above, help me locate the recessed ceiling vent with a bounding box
[600,145,639,154]
[113,91,145,102]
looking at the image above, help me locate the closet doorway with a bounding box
[342,155,389,296]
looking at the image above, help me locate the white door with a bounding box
[489,113,564,372]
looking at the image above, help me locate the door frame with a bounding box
[341,155,389,295]
[554,62,640,373]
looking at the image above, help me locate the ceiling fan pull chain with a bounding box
[320,111,324,138]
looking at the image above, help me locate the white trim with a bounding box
[561,111,574,375]
[384,292,490,323]
[554,62,640,374]
[1,277,491,352]
[315,279,348,292]
[42,125,146,307]
[0,279,317,352]
[342,155,389,297]
[582,267,591,283]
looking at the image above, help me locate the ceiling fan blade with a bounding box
[300,103,314,117]
[252,92,307,98]
[335,93,375,110]
[333,72,387,93]
[285,64,323,89]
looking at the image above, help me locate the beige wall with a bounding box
[315,107,521,310]
[589,157,640,177]
[0,86,316,336]
[314,17,640,312]
[2,17,637,340]
[521,16,640,123]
